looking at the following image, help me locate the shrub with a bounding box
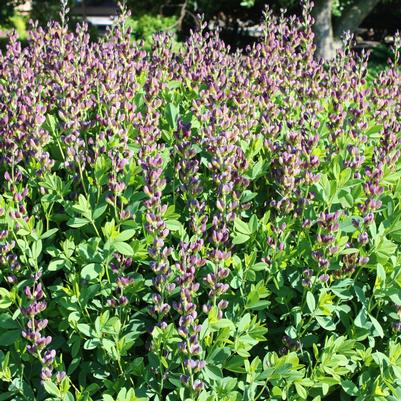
[125,14,178,50]
[0,5,401,401]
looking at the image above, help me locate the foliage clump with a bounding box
[0,4,401,401]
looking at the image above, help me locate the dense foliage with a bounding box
[1,5,401,401]
[0,0,24,28]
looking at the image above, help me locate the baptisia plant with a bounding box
[0,1,401,401]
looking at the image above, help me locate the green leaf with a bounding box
[241,190,258,204]
[237,314,251,333]
[84,338,101,350]
[93,204,108,220]
[68,217,90,228]
[241,0,255,8]
[113,241,134,256]
[316,316,336,331]
[77,323,92,337]
[81,264,102,280]
[376,263,386,288]
[340,247,359,255]
[203,364,223,381]
[48,259,65,271]
[365,123,383,138]
[251,262,268,271]
[165,220,183,232]
[249,160,266,180]
[354,309,369,329]
[295,382,307,399]
[209,319,235,332]
[115,229,136,242]
[338,189,353,208]
[0,288,12,309]
[0,313,19,329]
[10,378,35,400]
[341,380,359,396]
[374,235,397,263]
[166,103,178,130]
[248,215,258,234]
[45,114,57,134]
[0,329,21,346]
[246,300,270,310]
[43,381,60,397]
[306,292,316,313]
[234,218,252,235]
[41,228,59,240]
[224,356,246,373]
[369,314,384,338]
[17,229,30,236]
[31,240,42,259]
[232,233,250,245]
[67,357,82,375]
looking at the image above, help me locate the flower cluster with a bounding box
[21,277,63,382]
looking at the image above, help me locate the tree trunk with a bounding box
[334,0,381,38]
[312,0,336,60]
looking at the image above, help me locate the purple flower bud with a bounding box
[358,232,369,245]
[359,256,369,265]
[302,278,311,288]
[203,304,212,314]
[178,342,187,352]
[107,299,117,307]
[218,299,229,310]
[116,276,133,287]
[42,349,56,365]
[6,275,17,284]
[184,358,198,370]
[25,286,32,299]
[180,375,189,385]
[363,213,374,225]
[192,379,204,392]
[178,326,188,337]
[392,322,401,332]
[40,367,53,381]
[189,343,201,355]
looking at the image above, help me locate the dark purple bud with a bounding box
[392,322,401,332]
[180,375,189,385]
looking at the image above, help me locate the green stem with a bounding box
[77,161,88,198]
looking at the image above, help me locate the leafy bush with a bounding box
[0,5,401,401]
[125,14,178,49]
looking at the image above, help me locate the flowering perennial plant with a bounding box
[1,4,401,401]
